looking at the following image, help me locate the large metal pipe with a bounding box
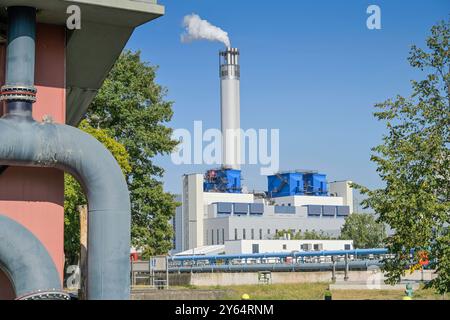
[168,260,383,273]
[0,118,131,299]
[219,48,241,169]
[171,248,389,262]
[0,215,67,300]
[5,7,36,88]
[0,119,131,299]
[1,7,37,110]
[0,6,131,299]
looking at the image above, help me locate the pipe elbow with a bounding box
[0,215,66,299]
[0,119,131,299]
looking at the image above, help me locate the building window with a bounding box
[243,229,246,240]
[211,229,214,245]
[251,229,254,240]
[235,228,238,240]
[206,230,208,245]
[282,244,287,250]
[267,229,270,235]
[259,229,263,240]
[344,244,351,250]
[217,229,220,245]
[222,229,225,244]
[252,244,259,254]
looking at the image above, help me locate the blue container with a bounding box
[217,202,232,214]
[234,203,249,215]
[249,203,264,215]
[303,173,327,196]
[336,205,350,217]
[204,169,242,193]
[306,205,322,216]
[322,205,336,217]
[267,173,304,198]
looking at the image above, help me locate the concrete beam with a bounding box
[0,0,165,125]
[0,0,164,27]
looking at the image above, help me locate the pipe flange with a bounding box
[0,85,37,103]
[16,290,71,300]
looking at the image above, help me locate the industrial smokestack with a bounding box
[220,48,241,170]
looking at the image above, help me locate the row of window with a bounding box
[207,228,226,245]
[206,228,330,245]
[251,243,352,254]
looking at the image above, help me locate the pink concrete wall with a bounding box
[0,24,66,299]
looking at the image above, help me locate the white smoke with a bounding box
[181,13,231,48]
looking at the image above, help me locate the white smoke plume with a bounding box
[181,14,231,48]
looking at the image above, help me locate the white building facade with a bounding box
[225,239,354,255]
[172,173,354,254]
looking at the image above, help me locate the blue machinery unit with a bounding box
[268,171,328,198]
[204,168,242,193]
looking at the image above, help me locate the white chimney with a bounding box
[219,48,241,170]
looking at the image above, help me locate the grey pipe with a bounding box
[0,215,63,299]
[0,6,131,299]
[5,7,36,87]
[0,118,131,299]
[169,260,383,273]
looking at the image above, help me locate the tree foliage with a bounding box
[339,213,386,249]
[85,50,179,258]
[64,120,131,265]
[356,21,450,293]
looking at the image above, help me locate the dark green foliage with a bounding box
[356,21,450,294]
[85,50,180,258]
[340,213,386,248]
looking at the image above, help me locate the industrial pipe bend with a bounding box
[0,118,131,300]
[0,215,65,300]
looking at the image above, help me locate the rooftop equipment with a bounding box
[303,173,328,196]
[268,171,328,198]
[204,168,242,193]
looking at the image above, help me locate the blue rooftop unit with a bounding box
[267,172,305,198]
[303,173,328,196]
[204,168,242,193]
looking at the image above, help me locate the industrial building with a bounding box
[225,239,354,255]
[175,239,354,256]
[172,47,354,254]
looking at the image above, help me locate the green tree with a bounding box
[85,50,179,258]
[339,213,386,248]
[356,21,450,294]
[64,120,131,265]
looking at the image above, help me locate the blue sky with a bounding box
[126,0,449,198]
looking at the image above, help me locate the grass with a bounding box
[208,283,330,300]
[198,283,448,300]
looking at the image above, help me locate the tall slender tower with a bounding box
[219,48,241,170]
